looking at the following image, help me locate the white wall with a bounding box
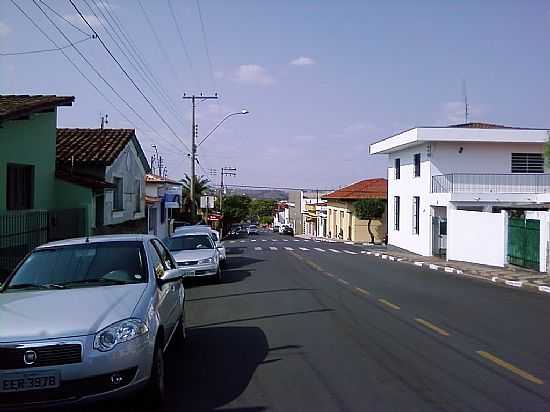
[525,210,550,272]
[387,144,432,255]
[447,210,507,267]
[431,141,545,176]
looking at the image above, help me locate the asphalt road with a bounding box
[88,229,550,411]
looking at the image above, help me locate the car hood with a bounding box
[171,249,216,263]
[0,284,147,343]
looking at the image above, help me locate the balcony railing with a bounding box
[431,173,550,194]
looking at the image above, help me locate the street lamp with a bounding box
[197,110,249,147]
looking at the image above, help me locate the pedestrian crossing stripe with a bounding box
[329,249,341,253]
[251,239,257,242]
[314,248,325,252]
[254,247,262,251]
[299,247,309,251]
[343,250,358,255]
[269,246,278,250]
[284,247,293,250]
[262,239,267,242]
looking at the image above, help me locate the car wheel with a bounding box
[143,340,165,408]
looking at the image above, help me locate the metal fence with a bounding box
[0,208,86,279]
[432,173,550,194]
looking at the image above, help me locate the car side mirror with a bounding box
[158,268,186,285]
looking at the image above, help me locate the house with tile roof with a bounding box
[145,173,183,239]
[56,128,150,234]
[322,178,388,243]
[370,122,550,271]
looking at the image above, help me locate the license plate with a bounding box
[182,270,195,277]
[0,371,60,393]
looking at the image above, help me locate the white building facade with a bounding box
[370,123,550,271]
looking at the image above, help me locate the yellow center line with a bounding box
[378,298,400,310]
[476,351,544,385]
[415,318,450,337]
[354,287,370,296]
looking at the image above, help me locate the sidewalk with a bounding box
[296,234,550,295]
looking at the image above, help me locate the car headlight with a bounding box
[198,257,215,265]
[93,319,149,352]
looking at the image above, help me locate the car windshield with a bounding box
[166,235,214,251]
[3,241,147,291]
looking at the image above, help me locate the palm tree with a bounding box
[180,174,211,215]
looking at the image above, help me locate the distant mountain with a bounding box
[225,187,288,201]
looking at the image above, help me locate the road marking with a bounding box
[381,255,388,259]
[337,278,350,285]
[272,239,278,242]
[303,239,310,242]
[354,287,370,295]
[293,240,300,242]
[343,250,358,255]
[414,261,424,267]
[283,239,289,242]
[329,249,341,253]
[366,251,373,255]
[378,299,400,310]
[444,267,454,273]
[284,247,294,251]
[344,241,354,245]
[251,239,257,242]
[262,239,267,242]
[476,351,544,385]
[240,240,246,243]
[505,280,523,288]
[254,247,262,251]
[269,247,278,251]
[299,247,310,251]
[230,240,236,243]
[374,253,380,257]
[314,248,325,252]
[415,318,450,337]
[429,264,439,270]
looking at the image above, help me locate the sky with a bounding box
[1,0,549,191]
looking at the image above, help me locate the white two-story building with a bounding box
[370,122,550,272]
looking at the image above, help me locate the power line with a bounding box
[195,0,217,90]
[33,0,160,134]
[137,0,184,88]
[34,0,91,36]
[67,0,192,153]
[10,0,138,130]
[81,0,185,129]
[0,35,92,55]
[166,0,201,90]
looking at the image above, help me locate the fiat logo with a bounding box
[23,350,38,365]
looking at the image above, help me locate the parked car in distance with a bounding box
[0,235,188,410]
[282,225,294,236]
[278,225,286,234]
[173,225,225,266]
[247,225,258,235]
[165,231,222,281]
[272,225,280,233]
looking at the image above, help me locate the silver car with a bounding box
[166,231,222,281]
[0,235,188,409]
[173,225,226,266]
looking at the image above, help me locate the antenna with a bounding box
[100,113,109,129]
[462,80,469,123]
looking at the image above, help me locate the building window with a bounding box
[394,196,400,231]
[395,158,400,179]
[6,164,34,210]
[412,196,420,234]
[113,177,123,211]
[511,153,544,173]
[134,180,141,212]
[413,153,421,177]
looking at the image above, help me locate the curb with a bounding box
[363,251,550,297]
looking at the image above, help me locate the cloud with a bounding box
[0,22,11,37]
[64,14,102,28]
[442,101,489,124]
[235,64,274,85]
[289,56,315,66]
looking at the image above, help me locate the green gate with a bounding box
[507,218,540,270]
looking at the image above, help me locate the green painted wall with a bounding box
[0,111,57,211]
[54,179,94,235]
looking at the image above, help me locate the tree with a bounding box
[259,215,273,225]
[545,132,550,168]
[222,195,252,232]
[180,174,211,220]
[249,199,277,221]
[353,199,386,243]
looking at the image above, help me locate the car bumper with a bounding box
[0,335,153,410]
[179,262,218,277]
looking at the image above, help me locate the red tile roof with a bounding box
[57,128,136,165]
[448,122,512,129]
[322,178,387,200]
[0,95,74,121]
[145,174,182,185]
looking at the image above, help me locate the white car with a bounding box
[173,225,226,266]
[165,231,222,281]
[247,225,258,235]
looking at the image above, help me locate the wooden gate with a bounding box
[507,218,540,270]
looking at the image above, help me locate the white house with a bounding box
[369,122,550,272]
[145,174,182,240]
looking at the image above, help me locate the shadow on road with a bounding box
[186,287,315,302]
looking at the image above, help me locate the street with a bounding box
[86,229,550,412]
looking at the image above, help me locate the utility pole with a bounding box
[220,167,237,213]
[183,93,218,220]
